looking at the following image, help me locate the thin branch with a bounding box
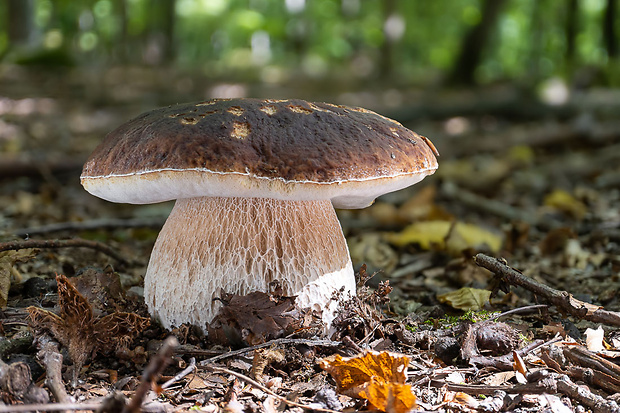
[474,253,620,326]
[203,364,341,413]
[122,336,178,413]
[197,338,340,366]
[0,403,100,412]
[0,238,132,267]
[13,217,165,238]
[487,304,548,322]
[161,357,196,390]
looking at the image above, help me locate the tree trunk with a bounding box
[565,0,578,63]
[604,0,618,59]
[447,0,507,86]
[7,0,33,46]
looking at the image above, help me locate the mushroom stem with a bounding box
[144,197,356,331]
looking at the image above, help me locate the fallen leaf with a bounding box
[544,189,587,220]
[208,285,311,346]
[0,249,37,308]
[319,350,416,413]
[585,326,605,352]
[385,220,502,254]
[437,287,491,311]
[27,274,150,384]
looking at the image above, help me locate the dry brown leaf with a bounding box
[319,350,416,413]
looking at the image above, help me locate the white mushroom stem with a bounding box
[144,196,356,332]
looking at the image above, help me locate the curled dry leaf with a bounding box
[27,274,150,383]
[319,350,416,413]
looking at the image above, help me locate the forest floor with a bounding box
[1,65,620,413]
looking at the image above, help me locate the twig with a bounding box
[556,374,620,413]
[0,238,131,267]
[122,336,178,413]
[487,304,548,322]
[13,217,165,238]
[0,403,100,412]
[197,338,340,366]
[35,336,70,412]
[341,336,364,353]
[441,182,538,225]
[203,364,340,413]
[435,379,556,395]
[161,357,196,390]
[474,254,620,326]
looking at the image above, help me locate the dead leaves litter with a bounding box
[27,274,150,384]
[320,350,416,413]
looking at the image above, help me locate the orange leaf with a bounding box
[320,351,416,413]
[359,377,416,413]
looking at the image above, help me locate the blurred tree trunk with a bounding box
[114,0,130,63]
[145,0,176,65]
[565,0,578,64]
[447,0,507,85]
[604,0,618,59]
[379,0,397,79]
[528,0,545,81]
[7,0,33,46]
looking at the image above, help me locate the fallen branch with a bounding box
[13,217,165,238]
[556,374,620,413]
[122,336,178,413]
[474,254,620,326]
[197,337,340,366]
[0,238,131,267]
[161,357,196,390]
[0,403,100,412]
[442,182,538,225]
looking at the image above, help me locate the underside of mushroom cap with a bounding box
[81,98,439,209]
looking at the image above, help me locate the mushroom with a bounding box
[80,98,439,332]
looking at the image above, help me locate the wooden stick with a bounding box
[474,253,620,326]
[0,403,100,412]
[122,336,178,413]
[0,238,131,267]
[197,338,340,366]
[13,217,165,238]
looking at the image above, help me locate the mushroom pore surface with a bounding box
[145,196,355,331]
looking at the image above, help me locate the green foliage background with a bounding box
[1,0,618,87]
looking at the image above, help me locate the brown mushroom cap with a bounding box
[81,98,438,209]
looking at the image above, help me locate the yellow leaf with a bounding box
[0,249,37,309]
[385,221,502,254]
[436,287,491,311]
[544,189,587,220]
[319,351,416,413]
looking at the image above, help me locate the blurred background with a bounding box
[1,0,620,306]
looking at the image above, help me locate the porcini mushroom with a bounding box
[81,98,439,332]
